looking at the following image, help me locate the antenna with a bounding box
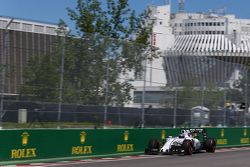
[178,0,185,13]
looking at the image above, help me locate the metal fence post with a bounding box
[57,27,68,129]
[0,18,13,129]
[104,55,110,128]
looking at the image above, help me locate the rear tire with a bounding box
[182,140,193,155]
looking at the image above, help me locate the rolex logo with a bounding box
[21,132,29,146]
[124,131,129,142]
[221,129,224,138]
[244,129,247,137]
[80,131,86,144]
[161,130,166,140]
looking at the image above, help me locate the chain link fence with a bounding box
[0,32,250,129]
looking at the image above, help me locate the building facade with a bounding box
[0,16,61,94]
[129,1,250,107]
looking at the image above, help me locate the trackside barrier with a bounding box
[0,128,249,165]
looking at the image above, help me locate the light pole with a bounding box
[244,68,249,127]
[141,53,148,128]
[104,55,110,128]
[0,18,13,129]
[173,87,177,128]
[57,26,68,129]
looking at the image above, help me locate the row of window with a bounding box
[183,31,225,35]
[184,22,225,27]
[0,20,57,35]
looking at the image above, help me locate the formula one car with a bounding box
[145,128,216,155]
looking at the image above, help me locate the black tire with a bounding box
[182,140,193,155]
[145,139,160,154]
[205,138,216,153]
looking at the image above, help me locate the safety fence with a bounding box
[0,128,249,165]
[1,101,250,129]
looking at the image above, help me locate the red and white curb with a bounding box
[215,146,250,153]
[4,155,152,167]
[5,147,250,167]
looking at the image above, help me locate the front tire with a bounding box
[182,140,193,155]
[145,139,160,154]
[205,138,216,153]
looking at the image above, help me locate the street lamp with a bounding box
[57,25,69,129]
[0,18,13,129]
[104,55,110,128]
[244,68,249,127]
[141,54,148,128]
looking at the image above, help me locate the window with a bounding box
[221,22,224,26]
[209,22,212,26]
[213,22,216,26]
[46,26,56,34]
[217,22,221,26]
[22,23,32,31]
[198,22,201,26]
[221,31,224,34]
[133,91,169,104]
[160,21,163,25]
[206,22,209,26]
[34,25,44,33]
[194,23,196,26]
[0,20,7,28]
[10,22,20,30]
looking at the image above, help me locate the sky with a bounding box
[0,0,250,33]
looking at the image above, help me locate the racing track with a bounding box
[38,148,250,167]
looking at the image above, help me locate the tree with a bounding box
[20,54,60,102]
[21,0,154,105]
[61,0,153,105]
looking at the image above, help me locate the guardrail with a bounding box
[0,128,249,165]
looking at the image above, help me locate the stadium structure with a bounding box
[129,0,250,107]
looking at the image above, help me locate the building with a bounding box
[0,16,63,95]
[129,0,250,107]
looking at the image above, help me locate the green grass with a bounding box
[2,122,130,129]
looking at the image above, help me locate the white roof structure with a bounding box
[174,35,250,53]
[127,2,250,107]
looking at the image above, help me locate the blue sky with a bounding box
[0,0,250,33]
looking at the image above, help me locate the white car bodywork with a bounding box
[160,130,201,154]
[145,128,216,155]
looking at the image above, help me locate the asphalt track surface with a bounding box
[41,148,250,167]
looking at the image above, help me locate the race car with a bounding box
[145,128,216,155]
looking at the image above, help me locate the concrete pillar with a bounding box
[18,109,27,123]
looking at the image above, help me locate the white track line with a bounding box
[6,147,250,167]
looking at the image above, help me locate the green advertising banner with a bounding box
[0,128,249,165]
